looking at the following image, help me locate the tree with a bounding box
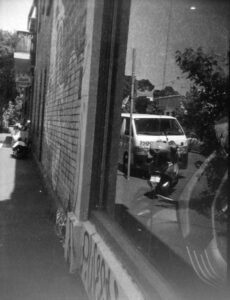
[123,76,154,99]
[122,76,156,113]
[153,86,179,98]
[175,47,229,154]
[135,96,150,113]
[2,100,21,126]
[0,30,17,128]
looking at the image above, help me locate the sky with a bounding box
[126,0,229,95]
[0,0,32,32]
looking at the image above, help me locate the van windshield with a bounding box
[134,118,184,136]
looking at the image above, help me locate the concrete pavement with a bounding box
[0,133,88,300]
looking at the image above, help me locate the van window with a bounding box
[134,118,183,136]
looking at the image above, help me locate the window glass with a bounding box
[135,118,183,135]
[115,0,229,298]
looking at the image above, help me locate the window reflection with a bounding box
[115,0,229,298]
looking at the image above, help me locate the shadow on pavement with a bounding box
[0,134,88,300]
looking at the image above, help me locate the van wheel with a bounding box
[123,153,128,175]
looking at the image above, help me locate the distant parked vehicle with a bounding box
[12,121,30,159]
[120,113,188,174]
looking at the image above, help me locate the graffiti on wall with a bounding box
[81,231,128,300]
[53,0,86,87]
[45,0,86,207]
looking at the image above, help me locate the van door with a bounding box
[119,117,128,162]
[120,117,131,163]
[124,117,131,152]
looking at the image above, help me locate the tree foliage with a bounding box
[153,86,179,98]
[175,47,229,153]
[123,76,154,99]
[0,30,17,127]
[2,98,22,126]
[122,75,180,114]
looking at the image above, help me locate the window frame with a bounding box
[89,0,131,216]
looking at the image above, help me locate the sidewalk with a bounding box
[0,133,88,300]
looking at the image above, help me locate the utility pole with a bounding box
[162,0,173,89]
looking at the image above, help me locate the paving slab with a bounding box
[0,133,88,300]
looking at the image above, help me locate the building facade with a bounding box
[29,1,229,300]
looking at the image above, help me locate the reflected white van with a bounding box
[120,113,188,171]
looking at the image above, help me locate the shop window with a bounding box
[91,0,229,299]
[114,0,229,298]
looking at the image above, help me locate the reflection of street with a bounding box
[116,152,204,253]
[116,152,204,220]
[115,151,227,293]
[178,152,227,288]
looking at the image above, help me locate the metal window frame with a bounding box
[89,0,131,216]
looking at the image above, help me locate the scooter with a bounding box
[12,121,30,159]
[148,140,179,196]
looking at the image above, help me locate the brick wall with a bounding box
[34,0,87,211]
[32,0,53,159]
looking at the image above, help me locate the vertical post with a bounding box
[227,36,230,291]
[127,48,136,180]
[162,0,172,89]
